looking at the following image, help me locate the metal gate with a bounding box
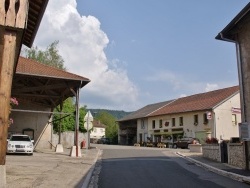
[220,141,228,163]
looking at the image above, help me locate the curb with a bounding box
[176,152,250,184]
[81,149,101,188]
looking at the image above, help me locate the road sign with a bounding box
[84,111,93,122]
[84,122,93,130]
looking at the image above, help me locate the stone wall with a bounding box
[228,143,245,169]
[202,144,221,162]
[52,131,87,149]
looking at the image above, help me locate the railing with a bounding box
[0,0,28,28]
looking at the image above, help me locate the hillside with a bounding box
[87,109,132,120]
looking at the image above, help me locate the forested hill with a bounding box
[88,109,132,120]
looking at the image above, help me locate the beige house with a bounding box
[90,120,106,143]
[118,86,241,145]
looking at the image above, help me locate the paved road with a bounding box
[91,144,250,188]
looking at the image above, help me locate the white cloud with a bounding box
[205,83,219,92]
[145,70,181,90]
[34,0,138,111]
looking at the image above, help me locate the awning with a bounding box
[152,131,183,136]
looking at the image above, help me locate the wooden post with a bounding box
[0,0,29,186]
[0,30,16,165]
[75,88,80,157]
[59,103,62,144]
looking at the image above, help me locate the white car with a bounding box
[7,135,34,155]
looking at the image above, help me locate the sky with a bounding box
[32,0,249,112]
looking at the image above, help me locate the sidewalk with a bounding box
[176,151,250,184]
[6,147,100,188]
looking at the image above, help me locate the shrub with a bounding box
[205,137,218,144]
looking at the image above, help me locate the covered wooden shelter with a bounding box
[12,57,90,109]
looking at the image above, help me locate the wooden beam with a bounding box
[11,93,61,99]
[3,0,29,28]
[0,1,29,186]
[0,30,17,165]
[13,83,68,93]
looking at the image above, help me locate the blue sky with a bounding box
[33,0,249,111]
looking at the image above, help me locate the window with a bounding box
[141,119,145,129]
[179,117,183,126]
[159,119,163,128]
[165,121,169,127]
[172,118,175,127]
[232,114,237,126]
[152,120,155,129]
[194,114,198,125]
[93,128,97,133]
[203,113,208,124]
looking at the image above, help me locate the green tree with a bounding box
[53,98,75,132]
[95,111,118,143]
[79,106,88,133]
[23,40,66,70]
[53,98,88,133]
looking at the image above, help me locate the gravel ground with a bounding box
[5,148,99,188]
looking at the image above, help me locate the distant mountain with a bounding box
[87,109,132,120]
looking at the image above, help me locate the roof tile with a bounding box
[17,56,90,82]
[149,86,239,116]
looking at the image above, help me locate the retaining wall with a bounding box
[202,144,221,162]
[228,143,245,169]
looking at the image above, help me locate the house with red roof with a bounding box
[90,120,106,143]
[118,100,174,145]
[118,86,241,145]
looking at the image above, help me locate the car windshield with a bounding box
[10,136,31,141]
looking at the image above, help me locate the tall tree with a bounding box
[23,40,66,70]
[95,111,118,143]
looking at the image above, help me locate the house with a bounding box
[118,100,174,145]
[215,2,250,169]
[90,120,106,143]
[118,86,241,145]
[148,86,241,144]
[215,2,250,139]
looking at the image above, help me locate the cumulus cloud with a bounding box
[205,83,219,92]
[34,0,138,110]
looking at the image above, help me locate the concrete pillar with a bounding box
[70,146,82,157]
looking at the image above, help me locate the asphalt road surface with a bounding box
[91,144,250,188]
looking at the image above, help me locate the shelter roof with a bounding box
[17,57,89,82]
[215,2,250,41]
[149,86,239,117]
[12,57,90,108]
[23,0,49,47]
[118,100,174,122]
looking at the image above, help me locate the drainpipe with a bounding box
[213,111,216,138]
[235,36,246,122]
